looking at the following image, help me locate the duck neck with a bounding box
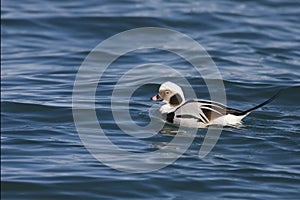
[160,101,183,114]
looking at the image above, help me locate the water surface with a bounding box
[2,0,300,199]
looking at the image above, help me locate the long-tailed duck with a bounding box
[151,81,279,128]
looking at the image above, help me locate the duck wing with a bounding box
[165,91,280,126]
[166,100,243,124]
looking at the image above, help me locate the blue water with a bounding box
[2,0,300,199]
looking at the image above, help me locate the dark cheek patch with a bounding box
[169,94,183,106]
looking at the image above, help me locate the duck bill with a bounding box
[151,94,163,101]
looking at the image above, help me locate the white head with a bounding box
[151,81,185,107]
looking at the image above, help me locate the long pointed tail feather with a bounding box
[238,90,282,116]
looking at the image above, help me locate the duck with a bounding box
[151,81,279,128]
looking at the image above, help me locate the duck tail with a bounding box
[238,90,281,116]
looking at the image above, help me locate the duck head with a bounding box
[151,81,185,108]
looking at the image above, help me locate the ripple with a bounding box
[2,0,300,199]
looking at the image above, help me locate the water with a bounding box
[2,0,300,199]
